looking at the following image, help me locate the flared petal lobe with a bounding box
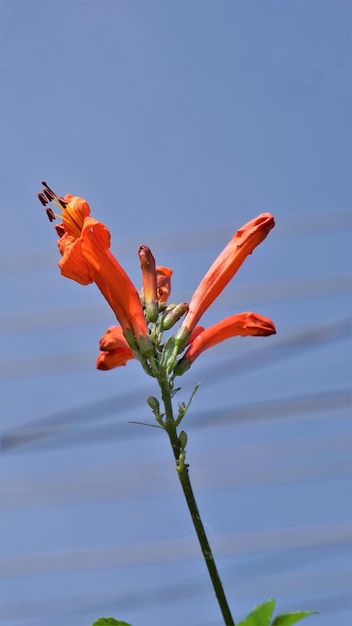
[99,325,131,351]
[58,233,94,285]
[96,347,135,370]
[97,325,135,370]
[61,194,91,238]
[177,213,275,343]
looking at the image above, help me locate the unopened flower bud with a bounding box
[139,245,158,322]
[147,396,160,411]
[162,302,189,330]
[179,430,188,449]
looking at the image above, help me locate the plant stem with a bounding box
[177,463,235,626]
[160,378,235,626]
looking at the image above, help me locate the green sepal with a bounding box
[145,299,158,323]
[123,328,139,351]
[272,611,318,625]
[238,599,275,626]
[173,355,191,377]
[159,335,177,373]
[137,334,155,358]
[174,326,191,353]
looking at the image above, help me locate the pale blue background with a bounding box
[0,2,351,625]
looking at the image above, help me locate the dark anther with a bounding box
[38,192,48,206]
[46,208,56,222]
[55,224,65,237]
[43,188,55,201]
[41,181,55,195]
[58,196,67,208]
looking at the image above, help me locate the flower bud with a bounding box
[162,302,189,330]
[147,396,160,411]
[139,245,158,322]
[179,430,188,449]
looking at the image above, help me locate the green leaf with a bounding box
[92,618,133,626]
[238,599,275,626]
[272,610,318,625]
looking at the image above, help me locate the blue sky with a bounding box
[0,2,351,626]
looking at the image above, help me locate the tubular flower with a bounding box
[156,266,173,304]
[38,183,148,342]
[175,312,276,375]
[176,213,275,345]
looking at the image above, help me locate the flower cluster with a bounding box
[38,183,276,380]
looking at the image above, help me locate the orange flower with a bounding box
[175,312,276,375]
[97,325,135,370]
[176,213,275,345]
[39,186,148,341]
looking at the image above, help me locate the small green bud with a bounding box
[179,430,188,449]
[162,302,189,330]
[147,396,160,411]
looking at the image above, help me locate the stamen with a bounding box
[38,192,48,206]
[46,208,56,222]
[58,196,67,208]
[43,188,55,201]
[41,181,55,195]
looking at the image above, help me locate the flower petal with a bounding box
[58,232,94,285]
[156,266,173,303]
[96,346,135,370]
[99,325,130,351]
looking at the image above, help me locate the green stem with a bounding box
[177,465,235,626]
[160,378,235,626]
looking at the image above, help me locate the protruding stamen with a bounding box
[58,196,67,208]
[43,188,55,201]
[41,181,55,195]
[38,192,48,206]
[46,208,56,222]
